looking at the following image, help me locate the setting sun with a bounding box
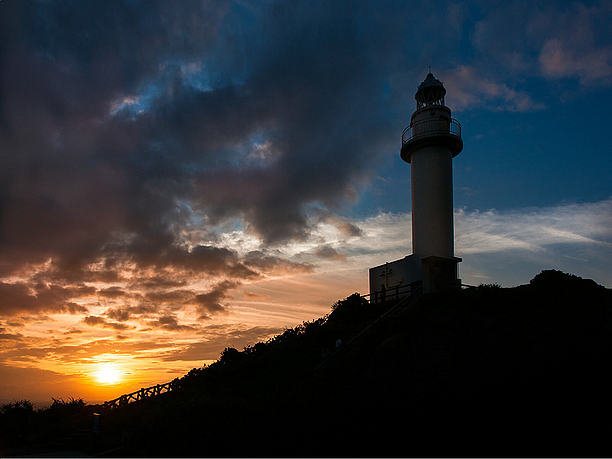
[95,363,121,385]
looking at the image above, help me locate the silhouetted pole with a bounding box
[93,412,100,433]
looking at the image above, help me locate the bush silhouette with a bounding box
[1,400,33,415]
[530,268,603,291]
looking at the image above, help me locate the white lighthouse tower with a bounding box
[369,72,462,298]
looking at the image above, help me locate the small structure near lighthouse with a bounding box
[369,72,463,297]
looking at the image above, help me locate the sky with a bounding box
[0,0,611,405]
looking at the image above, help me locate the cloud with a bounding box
[312,245,347,262]
[472,3,543,72]
[144,289,195,305]
[97,287,129,299]
[63,328,83,335]
[0,330,23,341]
[472,1,612,85]
[146,314,197,332]
[540,38,612,84]
[160,325,282,361]
[0,336,175,366]
[194,280,239,319]
[312,210,363,238]
[82,316,131,331]
[105,309,131,322]
[128,276,187,290]
[329,198,612,287]
[442,65,545,112]
[105,304,158,322]
[243,291,269,299]
[536,2,612,85]
[0,282,90,316]
[455,199,612,255]
[242,251,314,275]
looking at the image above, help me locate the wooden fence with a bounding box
[100,378,181,410]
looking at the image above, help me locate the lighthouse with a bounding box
[369,72,462,297]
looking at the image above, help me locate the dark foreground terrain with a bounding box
[2,270,612,457]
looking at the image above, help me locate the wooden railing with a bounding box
[362,283,414,304]
[99,378,181,410]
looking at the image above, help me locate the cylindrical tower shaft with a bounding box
[411,145,454,258]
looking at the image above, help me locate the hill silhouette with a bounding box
[2,269,612,457]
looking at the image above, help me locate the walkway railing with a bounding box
[99,379,181,410]
[362,283,414,304]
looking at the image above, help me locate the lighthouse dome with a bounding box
[415,72,446,109]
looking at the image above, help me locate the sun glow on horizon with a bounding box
[94,363,122,385]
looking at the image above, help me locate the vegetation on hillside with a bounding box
[2,270,612,457]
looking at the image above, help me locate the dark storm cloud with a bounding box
[102,284,256,321]
[242,250,314,274]
[82,315,131,331]
[0,333,22,341]
[144,289,195,304]
[0,0,432,289]
[0,0,241,282]
[97,287,130,299]
[105,308,132,322]
[0,327,22,341]
[194,280,239,318]
[0,282,90,316]
[128,276,188,291]
[147,314,197,332]
[105,303,158,322]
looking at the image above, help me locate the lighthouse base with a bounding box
[369,254,461,302]
[421,255,462,294]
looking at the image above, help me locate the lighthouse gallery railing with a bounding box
[402,118,461,145]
